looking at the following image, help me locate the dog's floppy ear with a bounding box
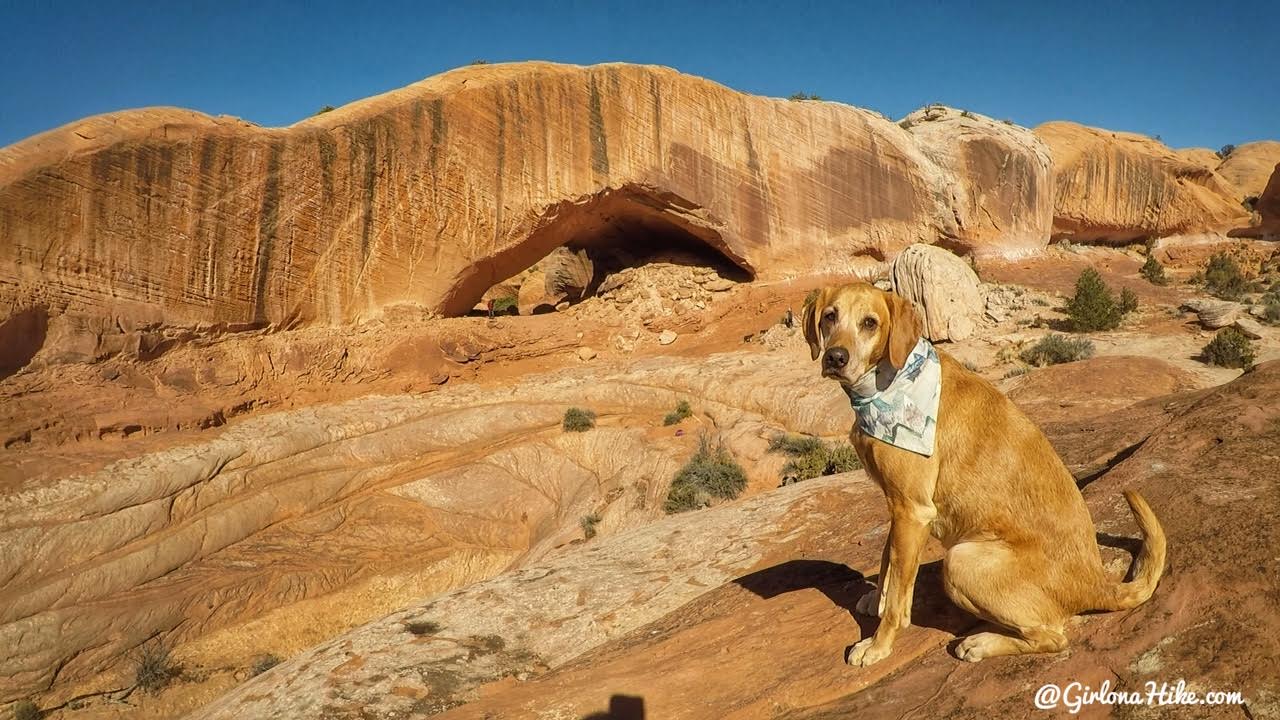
[886,292,923,369]
[802,288,827,361]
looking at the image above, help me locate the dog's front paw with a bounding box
[854,588,881,617]
[845,637,891,667]
[954,633,1000,663]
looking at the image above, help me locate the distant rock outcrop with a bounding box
[1230,162,1280,240]
[1216,141,1280,200]
[900,106,1054,254]
[1035,122,1249,243]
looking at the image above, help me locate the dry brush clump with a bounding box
[562,407,596,432]
[135,640,179,694]
[767,434,861,486]
[663,400,693,426]
[1020,334,1096,367]
[664,434,747,513]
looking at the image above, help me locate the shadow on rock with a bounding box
[581,694,645,720]
[734,558,978,640]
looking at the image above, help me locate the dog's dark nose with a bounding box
[822,347,849,370]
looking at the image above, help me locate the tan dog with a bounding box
[803,283,1166,666]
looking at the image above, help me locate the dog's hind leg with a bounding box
[943,540,1070,662]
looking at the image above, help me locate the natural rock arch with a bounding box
[436,184,755,317]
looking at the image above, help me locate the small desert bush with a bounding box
[13,700,39,720]
[1203,253,1247,300]
[405,620,441,636]
[249,654,282,677]
[663,400,693,426]
[562,407,596,432]
[1140,255,1168,285]
[315,105,335,115]
[1262,297,1280,325]
[664,435,747,513]
[768,434,861,485]
[491,295,518,314]
[135,641,178,694]
[1201,327,1256,369]
[1019,334,1096,367]
[1119,287,1139,315]
[1003,366,1030,379]
[1066,268,1129,331]
[580,512,601,539]
[1218,144,1236,159]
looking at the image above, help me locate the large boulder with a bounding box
[1035,122,1249,243]
[542,246,595,300]
[889,244,983,342]
[899,106,1053,256]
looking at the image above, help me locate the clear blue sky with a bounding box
[1,0,1275,150]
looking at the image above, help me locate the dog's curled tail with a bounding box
[1099,490,1167,611]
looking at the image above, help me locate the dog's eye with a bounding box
[861,316,878,330]
[822,308,837,323]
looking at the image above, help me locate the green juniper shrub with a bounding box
[767,434,862,486]
[579,512,601,539]
[1119,287,1139,315]
[1066,268,1122,331]
[664,435,747,513]
[1218,144,1236,159]
[1019,334,1096,367]
[14,700,39,720]
[250,654,282,677]
[1263,297,1280,326]
[663,400,693,426]
[562,408,596,432]
[1203,253,1247,300]
[1201,327,1256,369]
[1140,255,1169,285]
[135,641,178,694]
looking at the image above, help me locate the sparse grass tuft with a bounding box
[14,700,40,720]
[1140,255,1168,285]
[405,620,442,636]
[135,641,178,694]
[665,435,747,513]
[1003,366,1030,378]
[663,400,693,426]
[1203,253,1247,300]
[1019,334,1096,367]
[580,512,601,539]
[562,407,596,432]
[768,434,861,485]
[1201,327,1255,369]
[249,654,282,677]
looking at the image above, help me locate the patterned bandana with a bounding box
[842,337,942,457]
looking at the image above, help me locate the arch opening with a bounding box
[441,184,756,317]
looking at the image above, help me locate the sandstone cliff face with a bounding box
[900,106,1053,255]
[1035,122,1249,243]
[1,62,974,333]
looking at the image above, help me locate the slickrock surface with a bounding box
[1035,122,1249,243]
[0,343,854,704]
[186,361,1280,720]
